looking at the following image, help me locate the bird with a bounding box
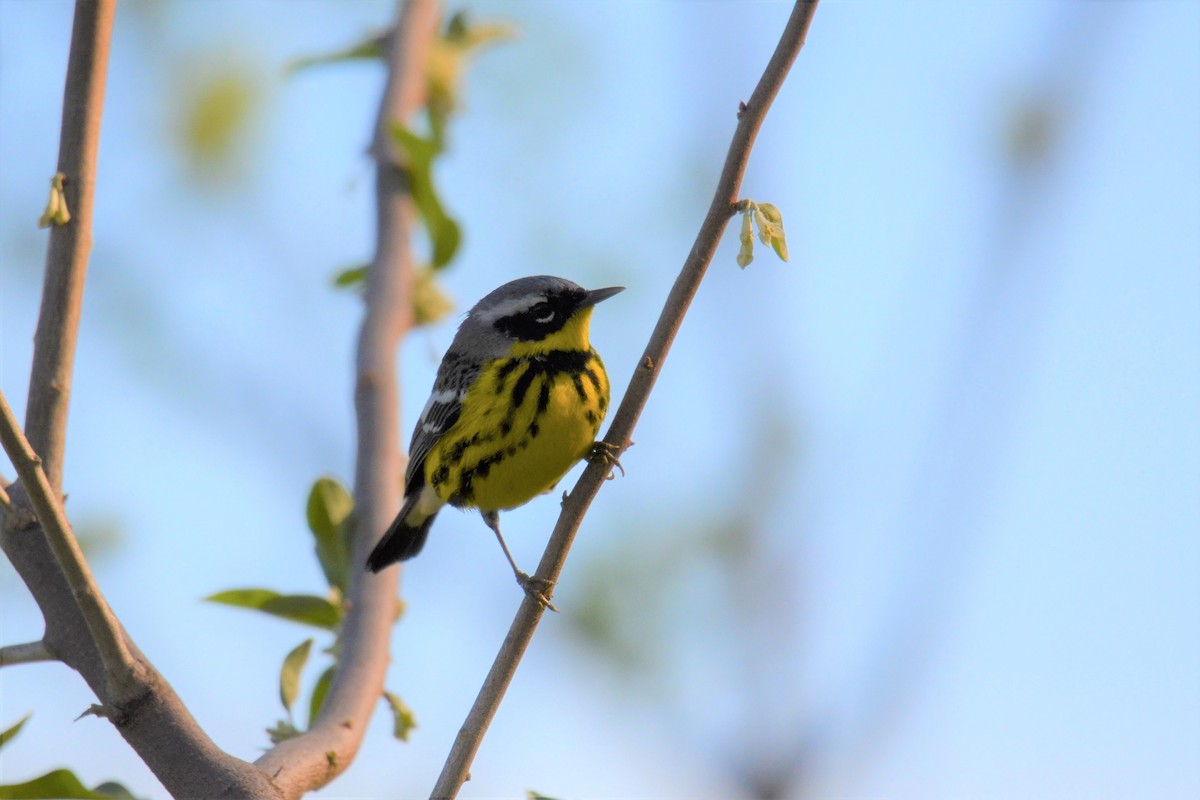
[366,275,624,607]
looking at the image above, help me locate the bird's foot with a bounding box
[587,440,625,480]
[515,570,558,612]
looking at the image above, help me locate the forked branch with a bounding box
[0,2,281,797]
[430,2,821,797]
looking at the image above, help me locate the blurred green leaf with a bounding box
[427,12,517,133]
[308,664,336,728]
[206,589,342,630]
[175,66,258,177]
[0,770,140,799]
[332,265,369,291]
[286,31,387,75]
[382,691,417,742]
[0,715,30,750]
[391,124,462,268]
[306,478,354,593]
[280,639,313,715]
[89,784,140,800]
[413,267,455,327]
[526,792,564,800]
[266,719,301,745]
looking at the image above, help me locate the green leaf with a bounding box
[205,589,342,630]
[390,125,462,269]
[382,691,417,742]
[308,664,337,728]
[38,173,70,228]
[286,31,387,75]
[413,267,455,327]
[0,715,30,750]
[280,639,313,715]
[90,783,140,800]
[332,265,369,291]
[0,770,140,800]
[266,719,301,745]
[753,207,773,245]
[526,792,565,800]
[755,202,789,262]
[427,13,517,137]
[736,211,755,268]
[306,478,354,593]
[756,202,783,224]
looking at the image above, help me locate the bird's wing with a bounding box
[404,352,478,494]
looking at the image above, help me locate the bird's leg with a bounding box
[480,510,557,612]
[587,440,625,479]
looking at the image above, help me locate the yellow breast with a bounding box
[424,346,610,512]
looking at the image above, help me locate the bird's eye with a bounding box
[531,303,555,324]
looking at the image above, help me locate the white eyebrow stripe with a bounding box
[476,294,545,324]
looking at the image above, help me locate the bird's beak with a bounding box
[579,286,625,308]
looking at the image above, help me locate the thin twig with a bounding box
[0,640,55,667]
[429,3,820,797]
[23,0,113,494]
[254,0,438,794]
[0,390,144,702]
[0,479,10,510]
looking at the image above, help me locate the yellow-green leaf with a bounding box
[286,32,387,75]
[205,589,342,630]
[382,691,417,742]
[266,719,301,745]
[413,267,455,327]
[280,639,313,715]
[736,211,755,268]
[756,202,783,224]
[332,265,369,291]
[308,664,336,729]
[390,125,462,268]
[307,478,354,593]
[38,173,70,228]
[0,715,30,750]
[0,769,141,799]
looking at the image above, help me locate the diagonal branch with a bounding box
[430,2,821,797]
[23,0,112,494]
[0,389,142,701]
[254,0,439,795]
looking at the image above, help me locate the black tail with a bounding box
[366,501,438,572]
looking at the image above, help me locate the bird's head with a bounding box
[458,275,624,357]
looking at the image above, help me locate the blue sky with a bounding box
[2,2,1198,798]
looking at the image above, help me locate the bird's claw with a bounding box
[515,571,558,612]
[588,441,625,480]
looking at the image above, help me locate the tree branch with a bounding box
[0,389,143,700]
[0,4,282,797]
[23,0,111,494]
[254,0,439,794]
[0,640,54,667]
[429,3,820,796]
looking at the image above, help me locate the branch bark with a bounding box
[429,3,820,796]
[0,640,54,667]
[0,4,283,797]
[23,0,110,494]
[254,0,439,794]
[0,389,142,700]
